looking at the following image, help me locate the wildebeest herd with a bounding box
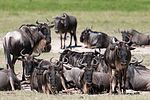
[1,13,150,95]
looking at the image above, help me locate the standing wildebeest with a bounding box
[126,59,150,91]
[121,29,150,46]
[80,28,118,50]
[3,21,51,79]
[51,13,77,49]
[104,41,135,94]
[0,68,21,91]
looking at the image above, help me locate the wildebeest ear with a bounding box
[129,46,135,50]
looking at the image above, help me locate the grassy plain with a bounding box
[0,0,150,100]
[0,0,150,12]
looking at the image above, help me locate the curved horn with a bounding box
[36,20,43,25]
[63,64,72,69]
[137,59,143,64]
[62,57,68,64]
[91,58,98,65]
[19,24,27,29]
[20,49,26,57]
[32,52,41,58]
[61,13,67,19]
[130,57,138,64]
[90,25,93,29]
[46,18,51,25]
[78,58,87,66]
[50,57,54,63]
[63,13,67,17]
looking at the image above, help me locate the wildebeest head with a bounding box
[80,28,91,43]
[52,13,70,33]
[52,17,65,33]
[114,42,135,66]
[121,30,133,43]
[36,20,52,52]
[44,64,57,94]
[82,65,94,94]
[20,50,41,78]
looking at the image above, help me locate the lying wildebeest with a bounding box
[3,21,52,80]
[56,62,84,93]
[121,29,150,46]
[80,28,118,50]
[80,58,110,94]
[20,51,42,79]
[59,49,100,69]
[0,68,20,91]
[82,71,111,94]
[21,53,62,94]
[104,41,135,94]
[126,59,150,91]
[51,13,77,49]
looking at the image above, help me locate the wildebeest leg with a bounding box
[22,61,26,81]
[47,83,55,94]
[9,76,15,90]
[118,72,122,94]
[11,56,17,74]
[83,83,88,94]
[69,33,73,47]
[73,32,77,47]
[109,68,113,94]
[42,85,46,93]
[63,33,67,49]
[60,34,63,49]
[110,69,117,94]
[3,39,12,69]
[60,76,68,92]
[123,69,127,94]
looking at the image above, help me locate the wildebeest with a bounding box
[3,21,51,78]
[104,41,135,94]
[82,71,110,94]
[0,68,21,91]
[59,49,100,69]
[20,51,42,79]
[121,29,150,46]
[56,62,84,93]
[126,59,150,91]
[80,58,110,94]
[80,28,118,50]
[21,53,62,94]
[51,13,77,49]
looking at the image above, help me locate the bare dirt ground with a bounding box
[1,36,150,55]
[50,36,150,55]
